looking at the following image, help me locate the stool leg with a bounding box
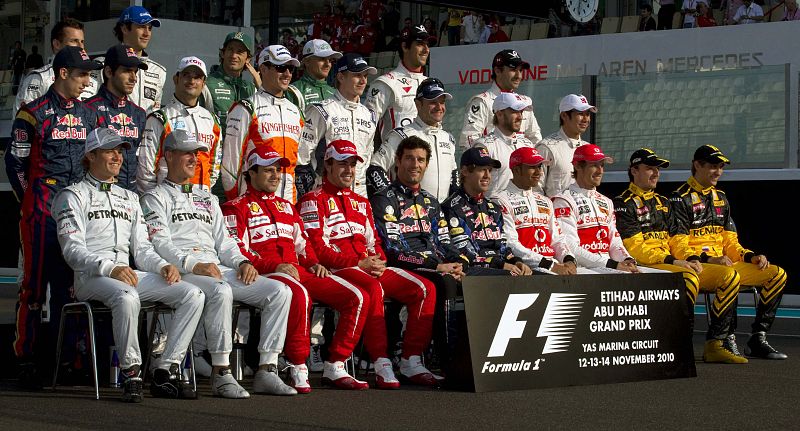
[51,304,72,390]
[86,307,99,400]
[142,311,160,380]
[704,293,712,326]
[188,345,197,392]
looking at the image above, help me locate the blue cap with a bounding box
[460,147,501,168]
[335,53,377,75]
[119,6,161,27]
[416,78,453,100]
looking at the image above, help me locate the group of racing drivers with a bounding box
[5,5,787,402]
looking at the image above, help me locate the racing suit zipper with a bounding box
[188,109,206,188]
[432,131,441,199]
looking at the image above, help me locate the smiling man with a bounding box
[138,56,222,194]
[286,39,341,114]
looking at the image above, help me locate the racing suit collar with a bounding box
[85,172,116,190]
[394,180,420,196]
[99,85,129,108]
[558,127,583,148]
[258,88,286,101]
[568,182,595,194]
[687,176,714,195]
[398,61,424,76]
[459,186,485,204]
[246,183,277,200]
[322,178,351,196]
[334,90,361,109]
[164,179,195,194]
[303,74,329,87]
[171,95,201,111]
[506,180,532,197]
[627,182,655,200]
[210,64,244,82]
[490,81,514,94]
[491,127,518,143]
[413,116,440,130]
[49,87,79,109]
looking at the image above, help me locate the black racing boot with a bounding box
[745,332,788,360]
[150,363,198,399]
[120,365,143,403]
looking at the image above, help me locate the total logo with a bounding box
[482,293,586,374]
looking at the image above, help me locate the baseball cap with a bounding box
[324,140,364,162]
[163,129,209,153]
[302,39,343,59]
[492,49,530,70]
[416,78,453,100]
[84,127,129,155]
[559,94,597,113]
[509,147,550,169]
[177,56,208,76]
[630,148,670,168]
[693,145,730,164]
[492,93,532,113]
[400,24,432,43]
[245,146,290,171]
[52,46,103,71]
[103,44,148,70]
[335,53,377,75]
[119,5,161,27]
[223,32,254,54]
[460,147,502,169]
[572,144,614,164]
[257,45,301,67]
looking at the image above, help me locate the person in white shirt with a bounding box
[461,11,482,44]
[682,0,699,28]
[535,94,596,197]
[733,0,764,24]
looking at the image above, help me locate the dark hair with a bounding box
[102,64,120,83]
[641,5,653,13]
[52,18,84,44]
[113,22,132,42]
[559,110,578,126]
[397,39,411,57]
[395,136,432,162]
[571,160,587,178]
[628,166,635,183]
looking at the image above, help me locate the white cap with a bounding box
[177,56,208,76]
[302,39,343,59]
[258,45,301,67]
[492,93,533,113]
[559,94,597,113]
[85,127,129,155]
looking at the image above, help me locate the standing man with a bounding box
[5,46,103,388]
[137,56,222,194]
[657,0,677,29]
[297,53,377,198]
[106,5,166,113]
[223,145,376,392]
[614,148,744,362]
[459,49,542,150]
[222,45,303,202]
[536,94,596,197]
[13,18,99,118]
[365,24,430,140]
[670,145,786,360]
[200,32,259,135]
[298,140,438,389]
[473,93,535,198]
[552,144,639,273]
[732,0,764,24]
[85,44,148,191]
[140,130,296,396]
[494,147,578,275]
[368,77,458,202]
[54,127,205,402]
[442,147,532,276]
[10,41,26,94]
[286,39,341,115]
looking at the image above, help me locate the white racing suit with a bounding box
[368,117,458,202]
[474,128,534,199]
[458,82,542,150]
[140,181,292,366]
[535,128,586,197]
[297,90,377,197]
[53,174,204,370]
[93,52,167,114]
[552,183,633,271]
[364,63,427,140]
[137,97,223,194]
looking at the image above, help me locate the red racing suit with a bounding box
[298,180,436,359]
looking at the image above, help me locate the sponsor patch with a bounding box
[555,207,571,218]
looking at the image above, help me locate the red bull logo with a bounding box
[56,114,83,127]
[110,113,134,126]
[109,113,139,138]
[400,204,428,219]
[473,212,494,228]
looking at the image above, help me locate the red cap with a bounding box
[245,145,290,170]
[509,147,549,169]
[572,144,614,164]
[324,140,364,162]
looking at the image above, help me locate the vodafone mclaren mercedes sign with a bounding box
[462,274,696,392]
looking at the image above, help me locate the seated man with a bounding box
[298,140,439,389]
[613,148,739,359]
[494,147,577,275]
[441,147,533,276]
[140,129,297,397]
[53,128,205,402]
[222,145,374,392]
[670,145,786,360]
[553,144,639,273]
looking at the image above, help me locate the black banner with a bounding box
[462,273,696,392]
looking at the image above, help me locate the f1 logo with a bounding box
[487,294,538,357]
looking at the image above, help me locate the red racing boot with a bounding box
[400,355,443,387]
[322,361,369,390]
[373,357,400,389]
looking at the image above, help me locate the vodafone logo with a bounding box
[458,65,548,85]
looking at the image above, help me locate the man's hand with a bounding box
[160,265,181,284]
[193,262,222,279]
[245,61,262,89]
[552,261,577,275]
[751,254,769,270]
[358,255,386,277]
[276,263,300,281]
[503,262,522,276]
[617,260,640,273]
[436,262,464,281]
[111,266,139,287]
[516,262,533,276]
[674,259,703,273]
[238,263,259,285]
[310,264,329,278]
[708,256,733,267]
